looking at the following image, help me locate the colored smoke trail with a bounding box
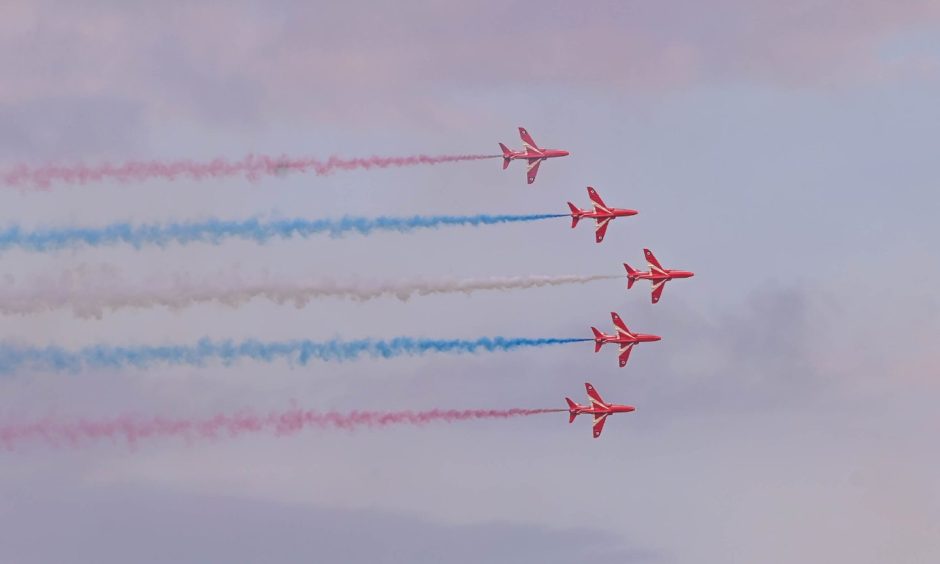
[0,272,619,317]
[0,406,565,449]
[0,214,567,253]
[0,337,591,373]
[2,153,500,189]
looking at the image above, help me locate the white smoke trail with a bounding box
[0,268,619,318]
[2,153,499,190]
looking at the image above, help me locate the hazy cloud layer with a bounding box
[2,0,937,136]
[0,481,656,564]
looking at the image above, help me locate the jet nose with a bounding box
[560,150,570,156]
[651,335,662,342]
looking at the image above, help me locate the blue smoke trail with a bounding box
[0,337,591,373]
[0,214,568,252]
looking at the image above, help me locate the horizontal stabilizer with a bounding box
[567,203,581,228]
[624,263,637,289]
[565,398,579,423]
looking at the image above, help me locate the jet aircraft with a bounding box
[591,312,661,368]
[565,382,636,438]
[499,127,569,184]
[567,186,638,243]
[624,249,694,304]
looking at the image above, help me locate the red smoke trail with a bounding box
[0,406,563,449]
[2,153,500,189]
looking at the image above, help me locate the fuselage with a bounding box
[506,148,569,160]
[595,332,662,347]
[570,404,636,416]
[571,207,638,221]
[631,269,694,282]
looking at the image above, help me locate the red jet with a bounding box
[566,382,635,438]
[567,187,639,243]
[591,312,661,368]
[624,248,695,304]
[499,127,569,184]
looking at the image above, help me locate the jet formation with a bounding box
[493,127,695,438]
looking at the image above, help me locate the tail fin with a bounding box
[591,327,605,352]
[624,263,638,289]
[499,143,512,169]
[565,398,579,423]
[567,202,582,228]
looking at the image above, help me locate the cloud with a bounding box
[2,0,937,132]
[0,97,144,161]
[0,480,658,564]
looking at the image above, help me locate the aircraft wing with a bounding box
[595,218,611,243]
[587,187,611,213]
[610,312,632,335]
[592,413,609,438]
[519,127,541,153]
[526,158,542,184]
[645,249,667,274]
[585,382,607,408]
[618,342,635,368]
[651,280,667,304]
